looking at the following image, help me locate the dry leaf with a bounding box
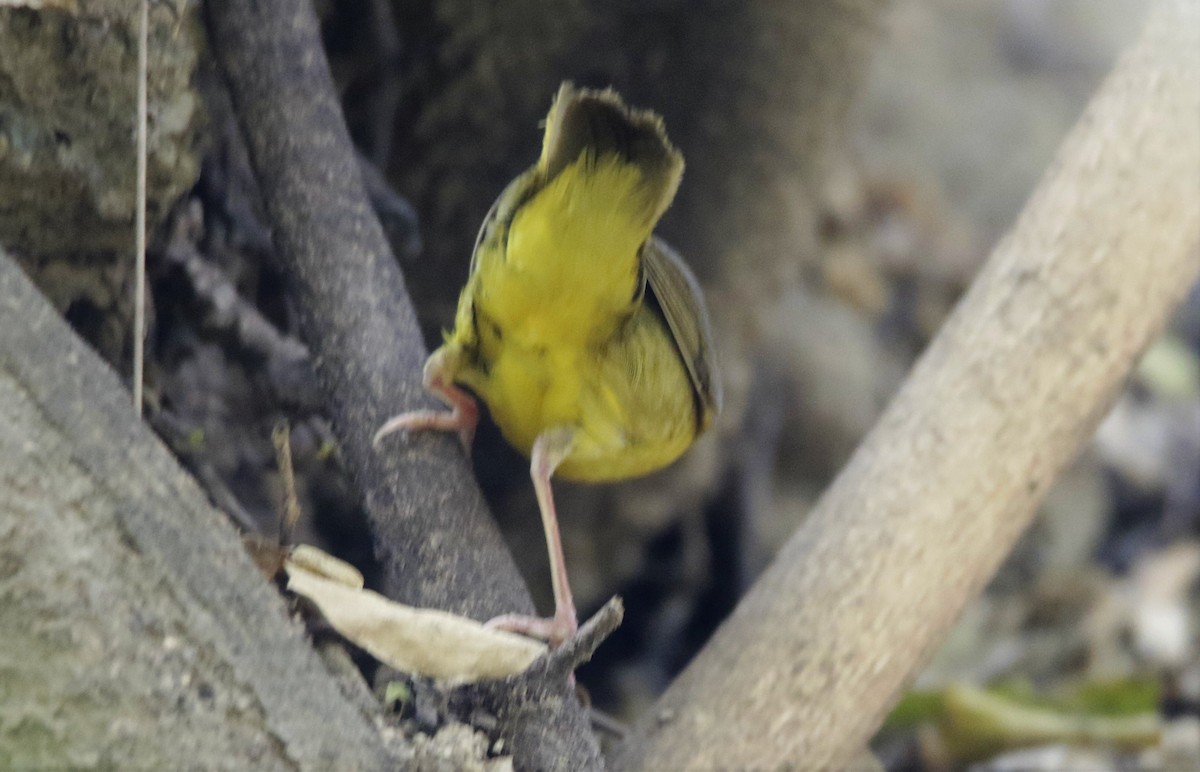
[285,551,546,683]
[288,543,365,588]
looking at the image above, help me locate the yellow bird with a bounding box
[375,82,721,646]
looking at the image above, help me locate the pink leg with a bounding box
[487,427,579,648]
[373,348,479,453]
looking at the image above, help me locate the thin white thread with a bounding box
[133,0,148,414]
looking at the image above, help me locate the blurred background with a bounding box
[3,0,1196,768]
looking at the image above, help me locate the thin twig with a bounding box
[272,420,301,544]
[453,597,625,742]
[132,0,148,414]
[588,708,629,740]
[527,597,625,682]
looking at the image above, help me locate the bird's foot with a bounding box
[486,608,579,650]
[374,350,479,454]
[373,406,476,454]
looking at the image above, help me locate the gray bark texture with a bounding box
[202,0,602,768]
[612,0,1200,768]
[0,1,204,365]
[0,1,201,257]
[0,253,398,769]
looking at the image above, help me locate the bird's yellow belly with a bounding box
[555,427,694,482]
[468,310,697,483]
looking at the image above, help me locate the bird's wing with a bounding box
[642,236,723,432]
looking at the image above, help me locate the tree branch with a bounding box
[201,0,602,767]
[613,1,1200,768]
[0,251,397,769]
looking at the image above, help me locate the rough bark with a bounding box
[0,252,397,769]
[202,0,601,768]
[0,1,202,257]
[612,1,1200,769]
[0,1,204,365]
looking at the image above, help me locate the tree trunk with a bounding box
[0,252,398,769]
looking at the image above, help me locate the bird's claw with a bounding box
[485,610,579,650]
[373,409,476,455]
